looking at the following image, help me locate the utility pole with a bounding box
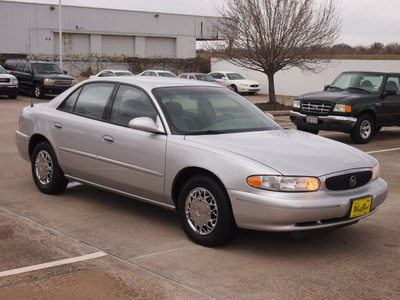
[59,0,62,70]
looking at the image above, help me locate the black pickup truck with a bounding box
[4,59,77,99]
[290,71,400,143]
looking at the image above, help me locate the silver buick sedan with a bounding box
[15,77,388,246]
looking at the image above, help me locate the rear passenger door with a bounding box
[49,82,116,183]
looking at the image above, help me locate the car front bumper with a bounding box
[0,86,18,96]
[228,177,388,232]
[290,110,357,133]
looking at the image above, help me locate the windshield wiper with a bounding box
[187,130,225,135]
[327,86,343,91]
[346,87,371,94]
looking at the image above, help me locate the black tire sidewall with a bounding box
[31,142,68,194]
[351,114,374,144]
[178,175,236,247]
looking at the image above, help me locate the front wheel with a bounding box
[350,114,374,144]
[31,142,68,194]
[178,175,236,247]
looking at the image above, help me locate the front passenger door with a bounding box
[377,76,400,126]
[98,84,167,203]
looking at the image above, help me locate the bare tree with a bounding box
[212,0,341,103]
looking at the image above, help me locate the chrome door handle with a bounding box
[53,122,63,129]
[102,135,114,143]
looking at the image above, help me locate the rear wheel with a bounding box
[178,175,236,247]
[33,84,45,99]
[31,142,68,194]
[350,114,374,144]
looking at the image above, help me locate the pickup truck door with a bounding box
[377,77,400,126]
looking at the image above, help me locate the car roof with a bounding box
[180,73,206,75]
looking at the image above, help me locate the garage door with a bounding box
[54,33,90,55]
[145,37,175,58]
[102,35,135,56]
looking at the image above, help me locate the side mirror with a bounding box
[324,85,330,91]
[63,70,68,74]
[128,117,164,133]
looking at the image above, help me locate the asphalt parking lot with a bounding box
[1,94,399,299]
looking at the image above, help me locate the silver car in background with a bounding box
[15,77,388,246]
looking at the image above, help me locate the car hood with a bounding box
[35,74,75,80]
[297,91,361,102]
[184,129,375,176]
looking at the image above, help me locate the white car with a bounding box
[208,71,260,94]
[139,70,177,77]
[89,70,134,78]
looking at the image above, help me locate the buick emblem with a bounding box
[349,175,357,187]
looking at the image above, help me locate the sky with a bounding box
[5,0,400,47]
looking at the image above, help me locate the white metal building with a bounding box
[0,1,222,58]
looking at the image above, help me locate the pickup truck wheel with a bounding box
[31,142,68,194]
[178,175,236,247]
[297,126,319,135]
[350,114,374,144]
[33,84,45,99]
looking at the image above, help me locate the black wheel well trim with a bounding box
[28,134,51,161]
[171,167,228,210]
[355,110,376,121]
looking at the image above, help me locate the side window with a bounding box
[16,62,26,72]
[180,75,188,79]
[71,83,115,120]
[209,73,217,79]
[189,76,195,80]
[58,86,83,112]
[151,72,158,76]
[23,64,32,73]
[386,77,400,94]
[99,71,114,77]
[110,85,158,127]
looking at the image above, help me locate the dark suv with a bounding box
[4,59,77,99]
[290,71,400,143]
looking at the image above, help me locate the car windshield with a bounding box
[226,73,245,80]
[194,74,216,82]
[33,63,63,74]
[153,86,281,135]
[0,65,6,74]
[158,72,176,78]
[115,72,134,76]
[329,72,384,94]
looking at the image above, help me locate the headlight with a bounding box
[333,104,352,113]
[72,79,77,85]
[12,77,18,85]
[44,79,55,85]
[372,163,380,180]
[247,176,321,192]
[240,83,249,87]
[293,100,300,109]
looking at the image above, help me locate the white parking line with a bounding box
[0,251,107,278]
[367,148,400,154]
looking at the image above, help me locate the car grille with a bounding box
[0,78,11,83]
[54,80,73,86]
[250,84,259,88]
[302,101,331,114]
[325,171,372,191]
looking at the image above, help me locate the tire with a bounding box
[350,114,374,144]
[33,84,45,99]
[297,126,319,135]
[31,142,68,194]
[8,94,17,99]
[231,85,238,93]
[178,175,236,247]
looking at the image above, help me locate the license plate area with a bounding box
[349,196,372,218]
[306,115,318,124]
